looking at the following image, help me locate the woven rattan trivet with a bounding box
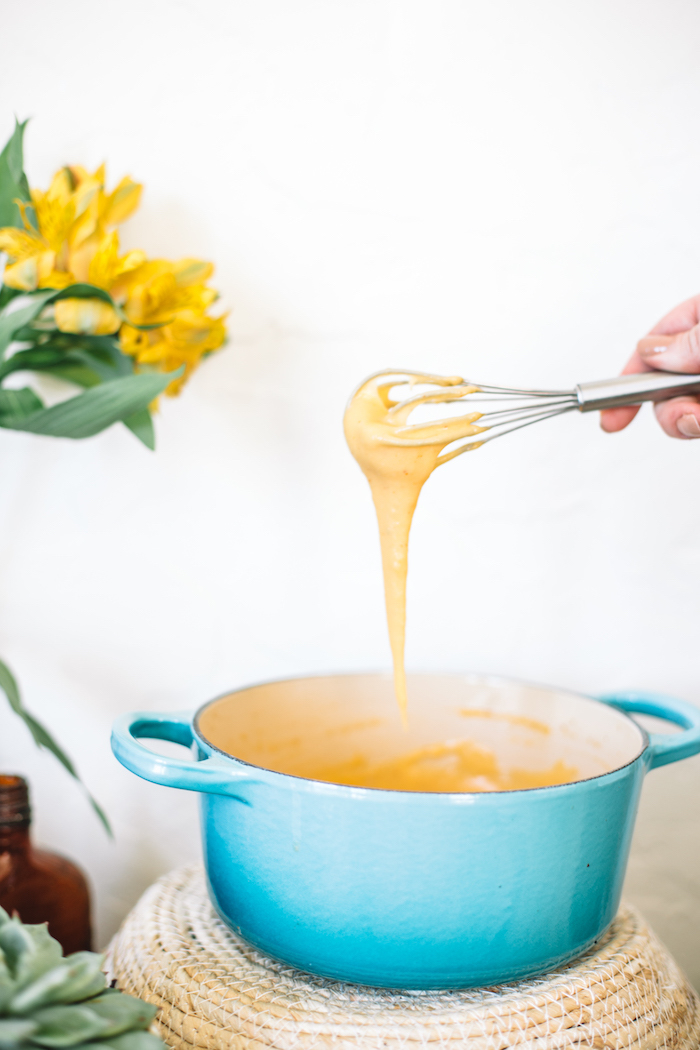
[107,864,700,1050]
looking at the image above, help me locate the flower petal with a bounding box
[172,258,214,287]
[3,257,41,291]
[0,227,45,260]
[47,167,74,202]
[3,249,56,291]
[38,270,77,290]
[87,231,119,289]
[68,233,102,284]
[33,191,76,254]
[102,177,142,226]
[54,298,121,336]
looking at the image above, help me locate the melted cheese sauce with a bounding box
[344,370,485,720]
[310,741,577,793]
[198,685,588,795]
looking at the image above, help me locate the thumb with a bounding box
[637,328,700,373]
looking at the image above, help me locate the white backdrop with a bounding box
[2,0,700,987]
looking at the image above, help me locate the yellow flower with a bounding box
[118,258,227,395]
[0,158,227,396]
[0,165,143,291]
[67,168,142,282]
[87,231,146,290]
[0,226,56,290]
[54,298,121,336]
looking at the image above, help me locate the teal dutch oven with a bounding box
[111,673,700,989]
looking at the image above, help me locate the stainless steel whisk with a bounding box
[418,371,700,448]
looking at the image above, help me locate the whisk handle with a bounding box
[576,372,700,411]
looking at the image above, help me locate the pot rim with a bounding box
[191,670,650,797]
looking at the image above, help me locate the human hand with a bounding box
[600,294,700,438]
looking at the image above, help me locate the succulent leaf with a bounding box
[96,1032,164,1050]
[0,946,13,1006]
[0,908,163,1050]
[0,987,14,1016]
[0,925,35,982]
[11,928,64,996]
[75,993,156,1038]
[0,1020,38,1049]
[11,955,106,1015]
[29,1005,111,1047]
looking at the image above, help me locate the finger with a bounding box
[599,404,640,432]
[648,293,700,336]
[653,395,700,439]
[602,294,700,436]
[599,348,654,433]
[637,324,700,374]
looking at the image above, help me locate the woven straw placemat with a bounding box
[107,864,700,1050]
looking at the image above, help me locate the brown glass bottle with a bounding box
[0,775,92,953]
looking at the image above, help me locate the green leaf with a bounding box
[0,922,34,981]
[30,1005,111,1047]
[1,120,28,191]
[41,365,101,390]
[49,285,115,307]
[0,119,33,229]
[0,292,55,358]
[0,388,43,419]
[74,342,134,378]
[2,325,51,343]
[0,921,63,1009]
[11,954,105,1015]
[0,344,127,388]
[31,336,134,380]
[122,409,154,450]
[0,347,68,382]
[77,992,156,1038]
[95,1033,164,1050]
[0,660,77,777]
[0,287,21,310]
[0,1018,37,1048]
[30,341,154,447]
[38,365,102,389]
[0,334,134,390]
[0,369,180,441]
[0,660,111,836]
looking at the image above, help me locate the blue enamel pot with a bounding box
[111,673,700,989]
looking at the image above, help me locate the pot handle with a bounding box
[111,710,256,799]
[599,691,700,770]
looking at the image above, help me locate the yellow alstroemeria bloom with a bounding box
[54,297,121,336]
[117,257,227,395]
[111,258,215,318]
[87,231,146,291]
[121,310,227,396]
[0,165,143,291]
[0,156,226,396]
[67,167,142,282]
[0,226,56,290]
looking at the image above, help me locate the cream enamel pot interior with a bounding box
[111,673,700,988]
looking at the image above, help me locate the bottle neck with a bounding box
[0,824,30,853]
[0,776,31,853]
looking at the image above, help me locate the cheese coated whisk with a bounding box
[386,370,700,452]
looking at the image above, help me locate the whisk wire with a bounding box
[388,370,700,451]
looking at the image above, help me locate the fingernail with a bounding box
[638,343,669,357]
[637,335,675,357]
[678,414,700,438]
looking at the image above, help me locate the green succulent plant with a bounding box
[0,907,162,1050]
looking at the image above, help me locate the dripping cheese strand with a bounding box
[343,370,486,721]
